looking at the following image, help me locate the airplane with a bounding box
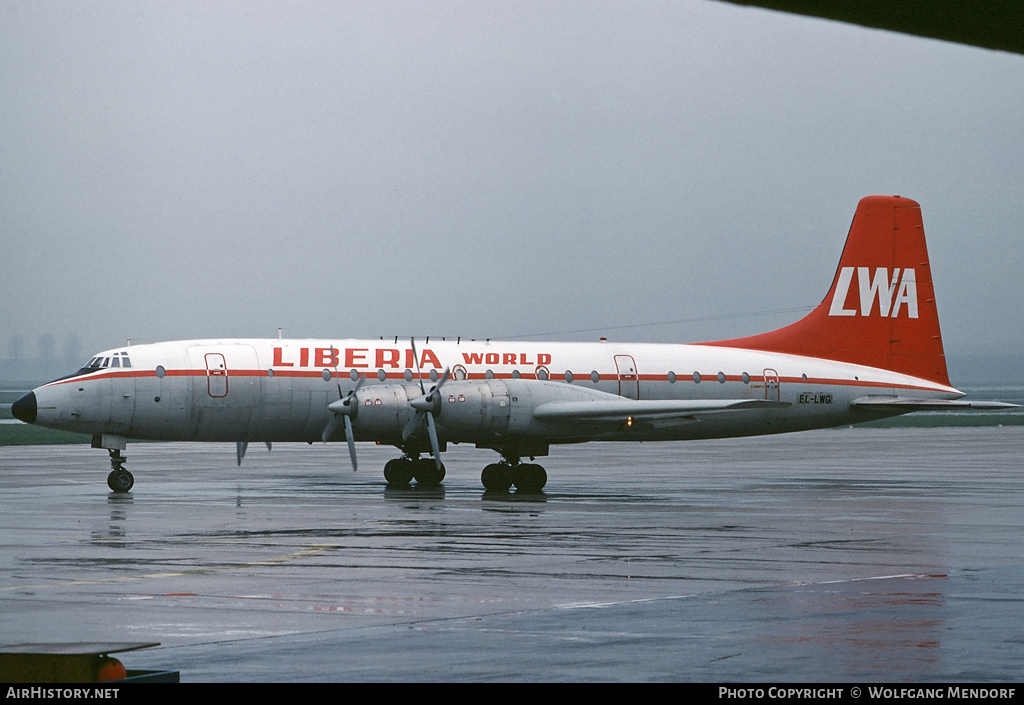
[11,195,1016,494]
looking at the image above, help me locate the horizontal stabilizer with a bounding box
[534,398,790,424]
[852,397,1020,411]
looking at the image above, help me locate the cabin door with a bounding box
[763,368,780,401]
[615,355,640,400]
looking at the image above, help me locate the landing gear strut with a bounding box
[106,449,134,493]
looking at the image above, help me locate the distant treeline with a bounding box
[0,357,81,384]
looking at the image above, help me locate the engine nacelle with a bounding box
[347,382,420,445]
[348,378,626,447]
[347,380,513,446]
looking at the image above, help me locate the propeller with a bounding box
[402,338,450,470]
[323,375,365,471]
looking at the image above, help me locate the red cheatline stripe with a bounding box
[45,366,953,395]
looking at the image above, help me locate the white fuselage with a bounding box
[31,338,961,448]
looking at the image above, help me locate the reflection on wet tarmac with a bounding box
[1,427,1021,681]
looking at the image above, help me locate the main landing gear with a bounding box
[380,455,547,493]
[106,449,134,493]
[383,456,446,487]
[481,461,547,493]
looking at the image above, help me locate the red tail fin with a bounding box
[705,196,951,386]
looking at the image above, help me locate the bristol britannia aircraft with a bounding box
[12,196,1015,493]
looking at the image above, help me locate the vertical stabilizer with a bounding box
[705,196,951,386]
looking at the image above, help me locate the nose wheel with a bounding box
[106,449,134,493]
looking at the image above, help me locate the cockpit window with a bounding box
[78,352,131,374]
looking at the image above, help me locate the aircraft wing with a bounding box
[851,397,1020,411]
[533,398,790,429]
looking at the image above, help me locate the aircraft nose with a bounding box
[11,391,37,425]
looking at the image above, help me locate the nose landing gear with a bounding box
[106,449,134,493]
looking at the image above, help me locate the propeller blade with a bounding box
[425,411,442,470]
[410,337,425,393]
[426,367,451,402]
[402,410,424,444]
[320,377,366,470]
[405,340,444,471]
[236,441,248,467]
[351,374,366,394]
[344,415,358,472]
[321,414,339,443]
[406,341,446,470]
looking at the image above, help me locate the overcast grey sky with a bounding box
[2,1,1022,364]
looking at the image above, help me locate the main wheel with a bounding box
[414,458,445,486]
[481,463,513,492]
[513,463,547,493]
[107,469,134,493]
[383,458,414,486]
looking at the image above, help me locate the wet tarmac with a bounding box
[1,427,1022,682]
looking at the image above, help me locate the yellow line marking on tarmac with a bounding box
[0,543,340,592]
